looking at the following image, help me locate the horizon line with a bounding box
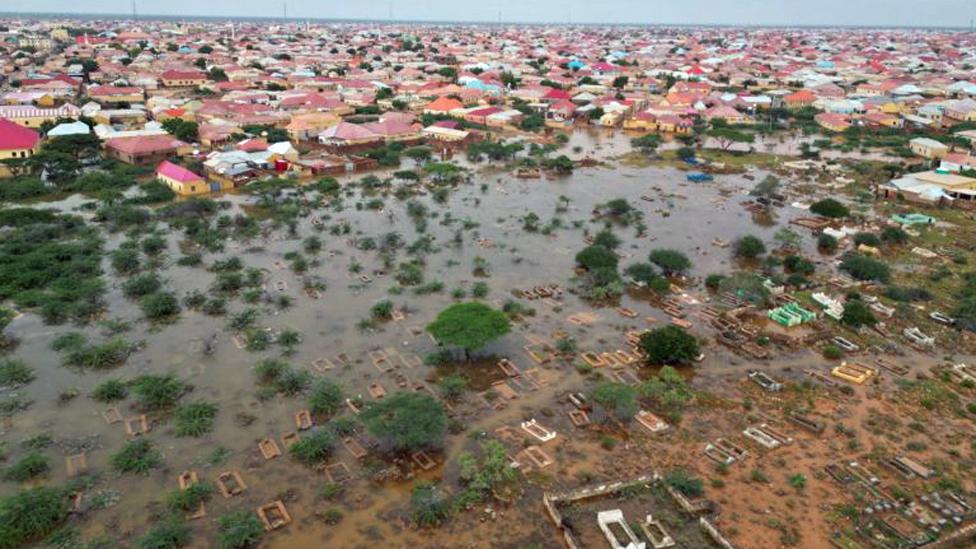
[1,10,974,32]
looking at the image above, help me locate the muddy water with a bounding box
[0,149,918,548]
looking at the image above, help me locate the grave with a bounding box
[742,427,781,449]
[259,438,282,459]
[217,471,247,498]
[295,410,312,430]
[568,409,590,427]
[640,515,676,549]
[521,419,557,442]
[496,358,520,377]
[597,509,646,549]
[124,414,150,436]
[411,450,437,471]
[831,362,877,384]
[178,470,198,490]
[368,383,387,399]
[517,445,554,469]
[102,407,123,424]
[342,436,368,460]
[65,452,87,476]
[257,501,292,531]
[311,357,335,372]
[635,410,669,434]
[491,380,519,400]
[281,432,300,449]
[324,461,352,484]
[346,398,362,414]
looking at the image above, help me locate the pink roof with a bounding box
[107,134,188,154]
[88,85,142,96]
[321,122,379,141]
[160,70,207,81]
[237,138,269,152]
[156,161,202,183]
[0,118,40,150]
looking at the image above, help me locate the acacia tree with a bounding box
[361,392,447,452]
[639,326,700,365]
[426,302,511,360]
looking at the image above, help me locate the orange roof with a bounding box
[425,96,464,112]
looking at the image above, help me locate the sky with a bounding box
[5,0,976,28]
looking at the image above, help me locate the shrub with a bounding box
[2,452,49,481]
[852,232,880,247]
[810,198,849,218]
[648,249,692,275]
[575,245,618,271]
[166,483,212,512]
[881,226,909,244]
[275,369,311,396]
[136,518,190,549]
[122,272,162,298]
[91,379,127,402]
[112,439,161,474]
[733,235,766,259]
[254,359,289,384]
[140,292,181,320]
[841,300,876,328]
[361,392,447,451]
[0,359,33,387]
[307,380,342,415]
[370,300,394,320]
[840,253,890,283]
[174,401,218,437]
[822,344,844,360]
[111,248,141,274]
[290,429,338,465]
[132,374,186,410]
[216,510,264,549]
[0,487,70,548]
[591,382,638,420]
[665,469,704,497]
[639,326,700,365]
[817,233,838,253]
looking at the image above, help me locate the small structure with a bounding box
[903,327,935,347]
[258,438,282,460]
[635,410,669,433]
[156,160,208,196]
[748,370,782,392]
[597,509,647,549]
[295,410,312,430]
[217,471,247,498]
[640,515,676,549]
[831,362,877,384]
[520,419,557,442]
[256,501,292,531]
[767,302,816,327]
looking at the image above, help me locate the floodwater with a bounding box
[0,133,959,548]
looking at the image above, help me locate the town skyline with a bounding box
[3,0,976,29]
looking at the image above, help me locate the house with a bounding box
[943,99,976,123]
[0,104,81,128]
[909,137,949,160]
[655,114,692,134]
[623,112,657,131]
[105,134,191,165]
[0,118,40,177]
[814,112,852,133]
[286,112,340,141]
[423,96,464,115]
[317,122,384,150]
[878,170,976,208]
[47,121,91,137]
[783,90,816,109]
[87,85,144,104]
[704,105,751,124]
[160,70,209,88]
[156,160,212,195]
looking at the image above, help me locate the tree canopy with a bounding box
[639,325,700,365]
[361,391,447,452]
[648,249,692,276]
[426,302,511,357]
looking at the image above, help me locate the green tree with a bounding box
[361,392,447,451]
[810,198,849,218]
[707,127,755,150]
[426,302,511,359]
[576,245,618,271]
[639,326,700,365]
[734,235,766,259]
[841,299,876,328]
[648,249,692,276]
[591,381,639,421]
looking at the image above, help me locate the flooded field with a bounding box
[2,134,974,549]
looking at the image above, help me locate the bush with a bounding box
[665,469,704,497]
[361,392,447,451]
[591,382,638,420]
[840,253,891,283]
[639,325,700,365]
[136,518,190,549]
[140,291,181,320]
[841,300,876,328]
[822,344,844,360]
[307,380,343,415]
[166,483,212,512]
[810,198,849,218]
[371,300,394,320]
[880,226,909,245]
[111,248,141,274]
[216,510,264,549]
[2,451,49,481]
[112,439,161,474]
[0,487,70,548]
[648,249,692,275]
[132,374,186,410]
[0,359,33,387]
[174,401,218,437]
[852,232,880,247]
[733,235,766,259]
[290,429,338,465]
[122,272,162,298]
[91,379,127,402]
[575,245,618,271]
[817,233,838,254]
